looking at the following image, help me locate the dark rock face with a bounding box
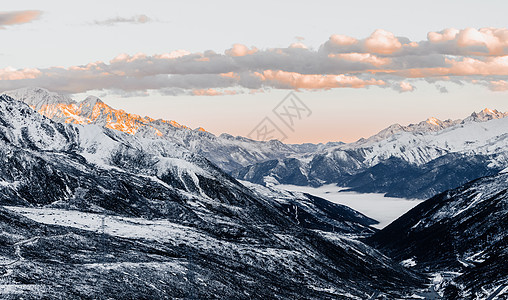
[342,154,502,198]
[367,173,508,299]
[0,94,424,298]
[233,158,314,186]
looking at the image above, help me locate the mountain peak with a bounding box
[465,108,508,122]
[481,107,497,114]
[425,117,441,126]
[3,87,75,110]
[5,87,198,138]
[80,95,104,106]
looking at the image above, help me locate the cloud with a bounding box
[428,28,459,43]
[192,88,237,96]
[0,10,41,28]
[329,53,391,67]
[329,34,358,46]
[94,14,151,26]
[435,84,449,93]
[254,70,385,90]
[225,44,258,57]
[289,42,307,49]
[365,29,402,54]
[2,27,508,95]
[397,81,415,93]
[426,27,508,56]
[0,67,41,80]
[489,80,508,91]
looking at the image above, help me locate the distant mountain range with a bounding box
[5,88,508,200]
[234,108,508,198]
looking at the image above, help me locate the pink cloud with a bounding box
[225,44,258,57]
[330,53,391,66]
[111,50,191,63]
[192,88,237,96]
[195,57,210,62]
[68,61,104,72]
[192,88,223,96]
[364,29,402,54]
[220,72,240,79]
[289,42,307,49]
[155,50,191,60]
[448,56,508,76]
[458,27,508,55]
[428,28,460,43]
[0,10,41,28]
[0,67,41,80]
[399,81,415,92]
[429,27,508,55]
[329,34,358,46]
[367,56,508,78]
[489,80,508,91]
[255,70,385,89]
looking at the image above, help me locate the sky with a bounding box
[1,0,508,143]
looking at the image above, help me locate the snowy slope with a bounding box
[367,172,508,299]
[341,115,508,167]
[0,205,425,299]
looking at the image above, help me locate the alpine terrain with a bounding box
[234,108,508,199]
[0,93,425,298]
[368,171,508,299]
[1,88,506,299]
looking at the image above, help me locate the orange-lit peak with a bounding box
[31,94,201,137]
[482,108,496,114]
[426,117,441,126]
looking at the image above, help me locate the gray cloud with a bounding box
[435,84,449,93]
[94,14,151,26]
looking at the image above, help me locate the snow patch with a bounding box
[401,258,417,268]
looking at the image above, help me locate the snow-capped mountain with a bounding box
[353,117,462,146]
[0,94,425,298]
[4,87,192,134]
[234,109,508,198]
[464,107,508,122]
[4,87,320,173]
[367,172,508,299]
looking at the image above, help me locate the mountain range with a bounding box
[234,108,508,198]
[6,87,508,200]
[0,87,506,298]
[4,87,339,174]
[0,93,425,298]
